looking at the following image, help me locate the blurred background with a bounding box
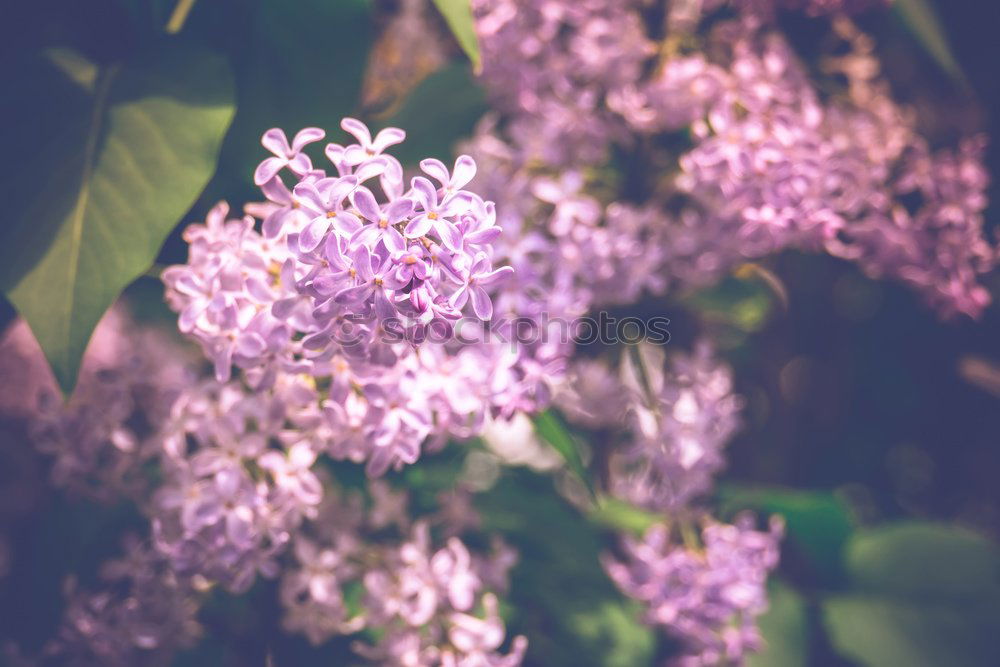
[1,0,999,665]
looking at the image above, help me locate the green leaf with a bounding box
[381,62,488,165]
[588,496,660,537]
[841,522,1000,601]
[821,522,1000,667]
[477,470,655,667]
[823,595,1000,667]
[532,410,595,500]
[430,0,481,71]
[894,0,967,86]
[567,600,657,667]
[748,582,810,667]
[0,46,234,394]
[683,274,777,333]
[718,485,855,581]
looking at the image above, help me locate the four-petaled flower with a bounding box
[341,117,407,166]
[254,127,326,185]
[450,253,514,320]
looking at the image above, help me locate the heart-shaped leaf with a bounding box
[0,45,235,394]
[821,522,1000,667]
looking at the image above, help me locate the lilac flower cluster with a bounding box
[152,375,326,592]
[43,538,201,666]
[470,0,995,317]
[558,342,779,664]
[604,514,784,666]
[15,307,195,502]
[460,128,674,411]
[18,304,527,662]
[472,0,652,166]
[667,18,994,316]
[164,119,522,475]
[281,481,526,665]
[559,342,743,512]
[12,121,531,664]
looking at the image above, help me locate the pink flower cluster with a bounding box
[281,481,526,665]
[164,120,523,477]
[556,342,783,664]
[604,514,784,665]
[470,0,995,316]
[6,308,195,503]
[43,538,201,665]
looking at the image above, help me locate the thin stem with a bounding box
[165,0,197,34]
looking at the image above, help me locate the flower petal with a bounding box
[354,157,388,183]
[419,157,451,186]
[340,117,373,147]
[287,153,313,175]
[436,220,465,252]
[350,224,380,250]
[475,265,513,287]
[261,128,291,157]
[469,285,493,320]
[291,127,326,152]
[410,176,438,211]
[332,211,362,236]
[449,284,470,311]
[451,155,477,189]
[317,175,357,207]
[383,226,406,253]
[352,245,375,281]
[335,283,375,304]
[441,191,475,217]
[299,217,330,253]
[404,213,433,238]
[466,227,501,245]
[213,340,234,382]
[291,182,326,216]
[372,127,406,152]
[342,144,369,166]
[351,186,382,223]
[253,156,286,186]
[236,332,267,357]
[374,289,396,320]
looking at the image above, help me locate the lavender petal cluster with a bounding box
[559,342,743,512]
[604,514,784,666]
[43,538,201,666]
[152,375,326,592]
[16,307,196,502]
[164,119,520,475]
[469,1,995,317]
[559,342,770,663]
[281,481,527,665]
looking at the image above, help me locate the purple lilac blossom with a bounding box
[604,514,784,666]
[558,342,743,511]
[152,375,326,592]
[469,1,995,317]
[280,481,526,665]
[165,119,524,475]
[43,538,202,666]
[15,306,196,502]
